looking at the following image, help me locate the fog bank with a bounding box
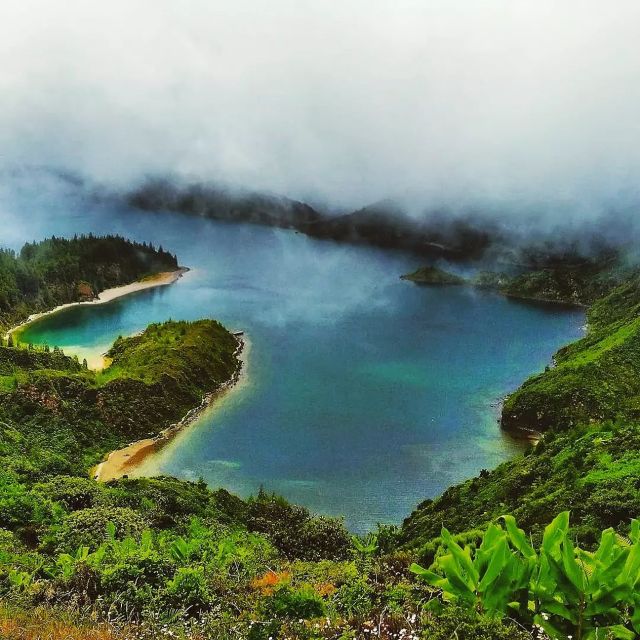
[1,1,640,213]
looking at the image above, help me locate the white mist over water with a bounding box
[1,1,640,214]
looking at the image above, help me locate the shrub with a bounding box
[334,579,374,618]
[34,476,102,511]
[0,473,54,534]
[55,507,146,552]
[247,492,351,561]
[164,566,211,613]
[297,516,351,562]
[264,585,326,619]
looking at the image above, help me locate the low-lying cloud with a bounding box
[1,1,640,214]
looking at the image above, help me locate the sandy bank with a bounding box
[5,267,190,342]
[92,334,247,482]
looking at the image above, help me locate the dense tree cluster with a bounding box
[0,235,178,329]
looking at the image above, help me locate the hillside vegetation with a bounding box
[0,319,240,481]
[502,272,640,433]
[3,235,640,638]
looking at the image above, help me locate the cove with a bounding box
[14,206,585,532]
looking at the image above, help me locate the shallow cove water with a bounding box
[11,195,585,532]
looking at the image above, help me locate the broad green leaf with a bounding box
[542,511,570,557]
[501,514,536,559]
[560,536,584,592]
[440,527,479,585]
[543,600,577,624]
[594,528,617,565]
[477,538,510,592]
[544,555,581,603]
[409,563,448,589]
[438,554,476,601]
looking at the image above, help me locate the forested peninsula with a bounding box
[0,235,178,332]
[2,235,640,639]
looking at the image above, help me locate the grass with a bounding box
[96,320,237,387]
[0,606,122,640]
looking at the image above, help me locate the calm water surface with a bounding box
[6,179,585,531]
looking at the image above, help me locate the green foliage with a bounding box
[34,476,102,511]
[412,512,640,639]
[55,507,147,552]
[0,235,177,331]
[264,584,326,619]
[246,490,352,561]
[165,566,211,612]
[503,274,640,433]
[352,532,379,557]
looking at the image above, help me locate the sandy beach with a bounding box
[92,335,248,482]
[5,267,190,342]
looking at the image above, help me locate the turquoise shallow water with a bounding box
[7,186,585,532]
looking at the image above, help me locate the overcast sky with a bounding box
[1,1,639,211]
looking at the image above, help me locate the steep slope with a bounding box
[502,273,640,433]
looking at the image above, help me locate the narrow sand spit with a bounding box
[92,335,248,482]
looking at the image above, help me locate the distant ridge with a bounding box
[127,180,496,261]
[127,178,322,229]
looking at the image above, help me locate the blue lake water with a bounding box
[4,180,585,532]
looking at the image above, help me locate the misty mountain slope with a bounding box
[127,179,322,229]
[126,182,505,260]
[299,200,498,260]
[125,176,640,272]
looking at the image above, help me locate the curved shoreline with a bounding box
[4,267,190,342]
[92,334,248,482]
